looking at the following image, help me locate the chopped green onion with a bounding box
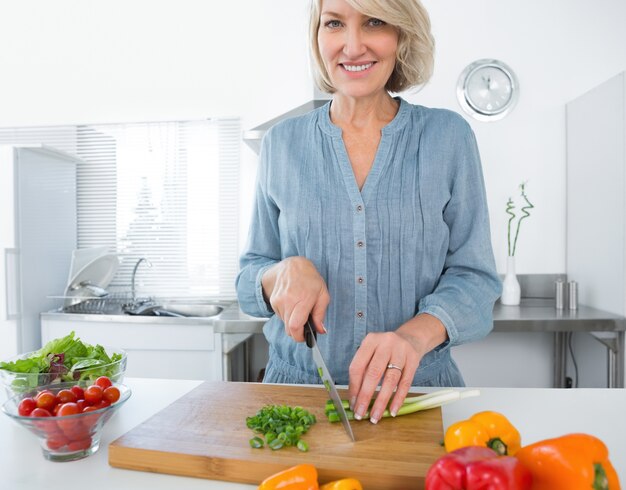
[249,436,264,449]
[246,404,316,452]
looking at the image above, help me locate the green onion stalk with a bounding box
[325,389,480,423]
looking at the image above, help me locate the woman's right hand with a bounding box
[261,256,330,342]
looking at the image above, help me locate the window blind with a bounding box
[0,119,240,299]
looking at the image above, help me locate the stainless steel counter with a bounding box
[494,298,625,388]
[41,301,268,334]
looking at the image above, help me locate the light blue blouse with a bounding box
[236,97,501,387]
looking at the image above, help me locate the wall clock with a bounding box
[457,59,519,122]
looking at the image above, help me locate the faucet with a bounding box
[131,257,152,303]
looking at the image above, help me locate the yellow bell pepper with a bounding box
[444,410,521,456]
[258,464,319,490]
[319,478,362,490]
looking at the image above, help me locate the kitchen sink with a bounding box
[123,299,225,318]
[158,301,224,317]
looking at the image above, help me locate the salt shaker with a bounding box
[568,280,578,310]
[555,279,565,309]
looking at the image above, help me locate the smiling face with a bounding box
[317,0,399,99]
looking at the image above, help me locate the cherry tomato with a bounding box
[35,392,56,411]
[70,385,85,400]
[67,437,92,451]
[52,403,62,416]
[80,412,101,430]
[84,385,103,405]
[92,400,111,410]
[46,434,69,450]
[57,389,78,404]
[57,402,79,417]
[76,399,87,412]
[61,422,90,441]
[30,408,52,417]
[18,397,37,416]
[82,406,99,413]
[94,376,112,390]
[103,386,120,404]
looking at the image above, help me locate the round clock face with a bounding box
[457,59,519,121]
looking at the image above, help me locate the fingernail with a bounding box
[370,411,380,424]
[349,397,356,411]
[321,322,327,333]
[355,404,366,420]
[390,409,397,417]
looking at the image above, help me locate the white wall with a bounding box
[1,0,625,386]
[2,1,625,271]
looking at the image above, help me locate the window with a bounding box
[0,118,240,299]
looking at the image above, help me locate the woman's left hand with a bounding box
[347,314,448,424]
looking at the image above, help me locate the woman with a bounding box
[236,0,501,424]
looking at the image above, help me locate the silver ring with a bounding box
[386,363,403,373]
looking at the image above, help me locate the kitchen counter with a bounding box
[1,378,625,489]
[41,300,266,334]
[494,298,626,388]
[42,298,626,387]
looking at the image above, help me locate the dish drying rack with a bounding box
[61,291,137,315]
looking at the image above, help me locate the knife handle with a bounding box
[304,317,317,348]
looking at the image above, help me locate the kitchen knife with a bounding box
[305,319,356,442]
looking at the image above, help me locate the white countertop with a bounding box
[1,379,624,489]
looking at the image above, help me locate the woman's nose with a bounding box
[343,28,366,58]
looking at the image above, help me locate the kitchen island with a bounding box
[1,378,624,488]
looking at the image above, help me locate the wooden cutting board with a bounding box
[109,381,445,489]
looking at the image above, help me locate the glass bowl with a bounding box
[0,346,127,399]
[2,381,131,461]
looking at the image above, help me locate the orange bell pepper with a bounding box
[515,433,621,490]
[258,464,319,490]
[319,478,363,490]
[444,411,521,456]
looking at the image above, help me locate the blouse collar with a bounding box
[318,96,410,137]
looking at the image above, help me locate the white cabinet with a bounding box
[566,72,626,316]
[40,315,227,381]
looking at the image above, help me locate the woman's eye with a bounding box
[324,19,342,29]
[368,18,385,27]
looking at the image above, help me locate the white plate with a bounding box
[64,253,119,306]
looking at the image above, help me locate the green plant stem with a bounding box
[512,183,535,256]
[505,198,516,257]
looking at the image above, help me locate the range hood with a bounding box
[243,99,329,154]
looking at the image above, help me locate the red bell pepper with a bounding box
[425,446,532,490]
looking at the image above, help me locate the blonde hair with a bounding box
[309,0,435,94]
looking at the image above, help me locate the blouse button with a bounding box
[356,241,364,248]
[356,311,364,319]
[357,276,364,284]
[356,204,363,212]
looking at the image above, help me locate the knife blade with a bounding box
[304,319,355,442]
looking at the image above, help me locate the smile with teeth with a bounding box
[342,62,374,72]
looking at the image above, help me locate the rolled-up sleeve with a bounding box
[236,133,280,318]
[418,124,502,351]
